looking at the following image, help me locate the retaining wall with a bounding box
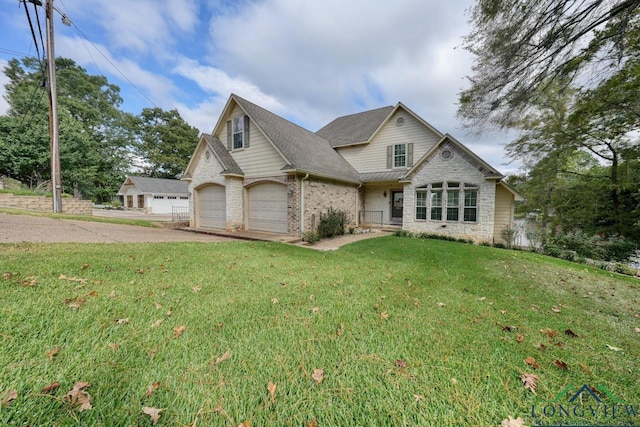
[0,194,93,216]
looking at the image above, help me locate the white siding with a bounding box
[362,184,400,226]
[336,110,441,173]
[214,104,287,178]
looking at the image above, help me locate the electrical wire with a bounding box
[56,0,159,108]
[21,0,44,65]
[31,0,46,62]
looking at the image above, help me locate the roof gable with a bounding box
[316,106,394,147]
[231,94,361,183]
[402,134,504,181]
[183,134,244,179]
[317,103,443,148]
[118,176,189,195]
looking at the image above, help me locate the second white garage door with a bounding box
[247,182,288,233]
[197,185,226,229]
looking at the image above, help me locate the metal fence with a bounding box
[359,210,383,227]
[172,206,190,221]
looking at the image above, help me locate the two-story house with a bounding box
[182,94,521,243]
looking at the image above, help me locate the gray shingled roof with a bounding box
[121,176,189,194]
[233,94,361,183]
[359,171,406,183]
[202,134,244,176]
[316,106,394,147]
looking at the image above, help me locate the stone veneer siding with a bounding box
[187,145,244,231]
[402,145,497,243]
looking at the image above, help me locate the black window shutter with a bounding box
[226,120,232,150]
[387,145,392,169]
[244,115,250,148]
[407,143,414,167]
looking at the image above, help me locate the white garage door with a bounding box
[248,182,288,233]
[197,185,226,229]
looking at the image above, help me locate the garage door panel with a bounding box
[248,183,288,233]
[198,185,226,229]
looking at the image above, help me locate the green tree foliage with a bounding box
[0,57,131,202]
[458,0,640,130]
[132,107,199,179]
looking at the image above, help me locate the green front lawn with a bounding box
[0,237,638,426]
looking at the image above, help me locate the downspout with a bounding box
[300,174,310,238]
[356,183,362,227]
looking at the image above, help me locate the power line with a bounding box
[55,0,159,109]
[69,23,159,108]
[31,0,46,63]
[21,0,44,64]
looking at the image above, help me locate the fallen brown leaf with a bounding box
[267,381,276,403]
[564,329,579,337]
[553,359,568,370]
[551,306,561,313]
[67,298,87,309]
[524,357,540,369]
[437,302,446,307]
[65,381,92,411]
[1,389,17,406]
[336,323,344,337]
[41,382,60,393]
[312,368,324,384]
[142,406,163,425]
[501,325,516,332]
[306,419,318,427]
[580,363,593,375]
[521,372,538,393]
[145,382,160,397]
[380,311,389,320]
[540,328,558,338]
[534,343,547,351]
[116,318,129,325]
[396,359,407,369]
[109,342,120,351]
[501,415,528,427]
[151,319,163,328]
[213,350,231,365]
[173,325,186,338]
[47,346,60,361]
[192,286,201,293]
[517,334,525,343]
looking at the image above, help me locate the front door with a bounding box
[138,195,145,209]
[391,190,403,223]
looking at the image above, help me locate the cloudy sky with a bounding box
[0,0,520,174]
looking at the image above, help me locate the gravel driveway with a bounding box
[0,213,229,243]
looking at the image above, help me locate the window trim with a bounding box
[414,182,479,223]
[393,144,406,168]
[232,117,244,150]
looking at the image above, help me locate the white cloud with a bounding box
[56,35,178,108]
[172,57,284,115]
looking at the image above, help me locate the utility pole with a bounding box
[45,0,62,213]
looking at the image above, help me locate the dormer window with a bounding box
[226,115,250,151]
[233,117,244,149]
